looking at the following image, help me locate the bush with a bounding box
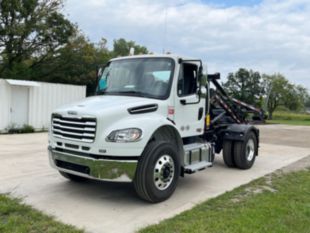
[21,124,35,133]
[273,111,310,121]
[275,106,290,112]
[7,124,35,134]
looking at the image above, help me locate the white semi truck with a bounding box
[48,55,260,203]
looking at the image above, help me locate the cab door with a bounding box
[173,62,205,137]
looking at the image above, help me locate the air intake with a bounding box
[128,104,158,114]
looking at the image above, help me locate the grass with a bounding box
[267,111,310,126]
[267,120,310,126]
[139,169,310,233]
[1,170,309,233]
[272,111,310,121]
[0,194,83,233]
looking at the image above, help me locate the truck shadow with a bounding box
[51,156,227,205]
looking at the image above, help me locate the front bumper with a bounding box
[48,147,138,182]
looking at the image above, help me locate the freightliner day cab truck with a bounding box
[48,55,260,203]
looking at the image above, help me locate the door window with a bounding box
[178,63,198,96]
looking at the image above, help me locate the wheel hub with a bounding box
[162,166,171,180]
[246,138,255,161]
[154,155,175,190]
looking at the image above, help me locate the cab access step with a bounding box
[183,143,213,174]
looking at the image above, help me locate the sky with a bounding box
[64,0,310,89]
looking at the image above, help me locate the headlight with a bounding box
[106,128,142,142]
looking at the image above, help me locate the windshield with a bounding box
[97,58,174,99]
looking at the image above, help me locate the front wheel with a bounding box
[134,141,180,203]
[233,132,258,169]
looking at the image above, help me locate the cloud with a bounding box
[64,0,310,89]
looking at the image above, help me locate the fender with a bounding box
[223,124,260,146]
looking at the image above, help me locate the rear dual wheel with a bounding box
[223,132,257,169]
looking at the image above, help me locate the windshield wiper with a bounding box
[105,90,150,97]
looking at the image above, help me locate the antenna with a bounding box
[162,3,185,54]
[162,3,168,54]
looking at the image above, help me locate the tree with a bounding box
[39,33,111,95]
[0,0,75,79]
[285,84,309,112]
[112,38,148,57]
[223,68,262,106]
[306,96,310,109]
[263,74,310,119]
[295,85,310,111]
[0,1,153,94]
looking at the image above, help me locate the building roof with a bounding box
[6,79,40,87]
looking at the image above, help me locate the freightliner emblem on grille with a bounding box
[67,111,78,115]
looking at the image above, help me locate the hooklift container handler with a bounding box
[48,55,262,202]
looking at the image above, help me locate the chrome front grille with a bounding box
[52,114,96,143]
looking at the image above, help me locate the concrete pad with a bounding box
[0,125,310,233]
[258,124,310,148]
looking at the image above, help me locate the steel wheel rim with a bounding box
[246,138,255,161]
[154,154,175,190]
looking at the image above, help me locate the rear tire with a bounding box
[223,140,235,167]
[59,171,87,182]
[234,132,257,169]
[134,141,180,203]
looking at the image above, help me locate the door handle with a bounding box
[180,99,187,105]
[198,107,203,120]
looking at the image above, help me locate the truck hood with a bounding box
[54,95,164,116]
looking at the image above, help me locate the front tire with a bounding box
[233,132,257,169]
[134,141,180,203]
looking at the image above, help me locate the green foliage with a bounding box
[305,96,310,108]
[7,124,35,134]
[272,111,310,121]
[0,0,75,80]
[37,33,111,95]
[263,74,309,119]
[21,124,35,133]
[275,105,290,112]
[40,36,148,95]
[223,68,262,107]
[224,69,310,120]
[267,120,310,126]
[112,38,148,57]
[0,1,149,96]
[0,194,83,232]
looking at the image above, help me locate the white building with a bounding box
[0,79,86,132]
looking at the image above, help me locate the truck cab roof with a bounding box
[109,54,197,62]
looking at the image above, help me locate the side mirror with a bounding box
[97,62,110,78]
[96,64,108,94]
[207,73,221,81]
[97,67,103,78]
